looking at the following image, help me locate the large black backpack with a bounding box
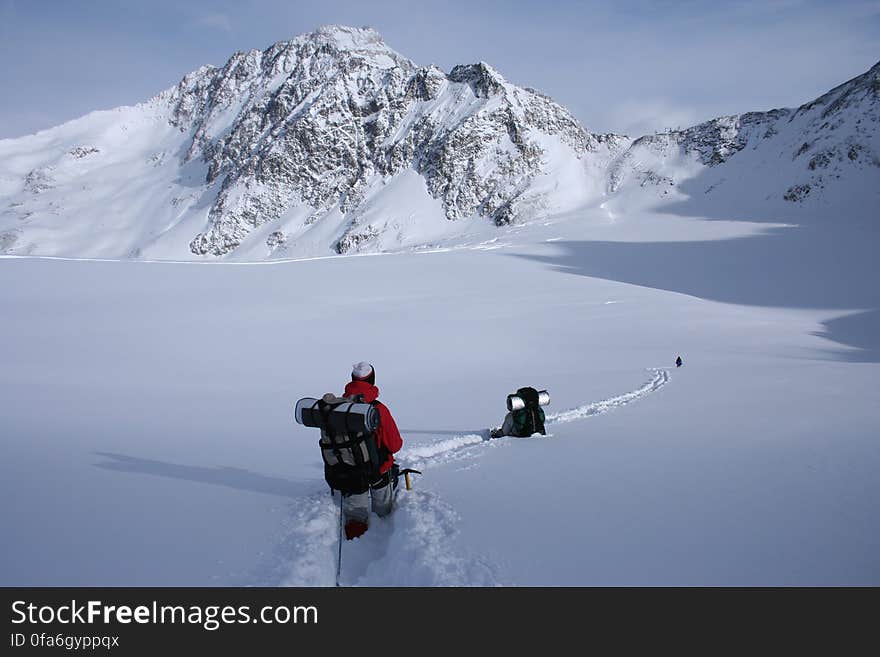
[295,394,385,494]
[510,387,546,437]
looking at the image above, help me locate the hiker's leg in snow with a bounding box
[342,490,370,538]
[370,472,394,517]
[491,412,516,438]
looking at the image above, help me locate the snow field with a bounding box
[3,230,876,585]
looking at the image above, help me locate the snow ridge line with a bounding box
[399,368,670,469]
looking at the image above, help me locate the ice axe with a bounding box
[398,468,422,490]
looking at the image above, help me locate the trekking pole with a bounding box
[399,468,422,491]
[335,493,344,587]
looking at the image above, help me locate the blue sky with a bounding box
[1,0,878,138]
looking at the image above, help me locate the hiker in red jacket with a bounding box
[341,362,403,538]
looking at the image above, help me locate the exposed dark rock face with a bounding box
[160,26,619,256]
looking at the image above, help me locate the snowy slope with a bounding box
[607,62,880,221]
[0,25,624,261]
[0,27,878,587]
[1,205,878,585]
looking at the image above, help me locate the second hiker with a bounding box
[490,386,549,438]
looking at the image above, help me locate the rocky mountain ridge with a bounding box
[158,25,624,255]
[0,26,876,260]
[608,61,879,207]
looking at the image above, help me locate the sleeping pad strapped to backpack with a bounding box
[295,393,387,494]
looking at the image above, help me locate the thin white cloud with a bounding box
[194,12,233,34]
[602,99,703,138]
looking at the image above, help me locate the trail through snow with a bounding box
[546,368,669,424]
[279,368,670,586]
[398,368,670,471]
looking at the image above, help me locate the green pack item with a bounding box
[511,387,547,436]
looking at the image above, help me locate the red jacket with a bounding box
[344,380,403,474]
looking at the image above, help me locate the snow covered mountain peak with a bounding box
[607,60,880,214]
[304,24,387,48]
[0,24,615,260]
[0,28,876,261]
[795,59,880,120]
[448,61,508,97]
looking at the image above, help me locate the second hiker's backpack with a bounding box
[509,387,547,437]
[295,393,384,494]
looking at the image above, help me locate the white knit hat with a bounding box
[352,361,374,379]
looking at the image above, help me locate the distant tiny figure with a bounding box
[676,355,683,368]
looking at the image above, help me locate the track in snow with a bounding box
[275,488,502,587]
[278,368,670,586]
[546,367,669,424]
[399,368,670,470]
